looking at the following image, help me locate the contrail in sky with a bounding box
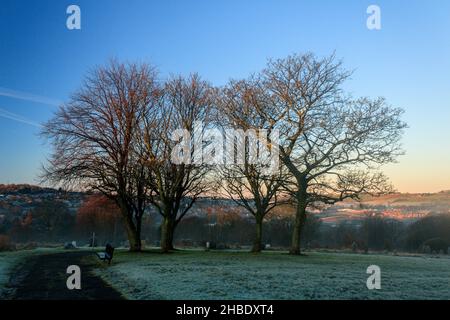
[0,107,42,128]
[0,87,62,107]
[0,86,60,127]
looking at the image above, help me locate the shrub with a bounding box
[422,238,448,254]
[0,234,13,251]
[406,214,450,251]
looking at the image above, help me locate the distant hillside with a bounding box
[315,191,450,226]
[0,184,57,195]
[1,184,449,226]
[358,191,450,207]
[0,184,85,220]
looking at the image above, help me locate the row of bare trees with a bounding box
[42,53,406,254]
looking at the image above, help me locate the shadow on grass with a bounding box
[115,248,312,260]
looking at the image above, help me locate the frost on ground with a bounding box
[94,250,450,300]
[0,248,62,298]
[0,251,30,298]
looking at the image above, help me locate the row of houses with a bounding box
[0,185,85,222]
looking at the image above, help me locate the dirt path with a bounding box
[8,251,124,300]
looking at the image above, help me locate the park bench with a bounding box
[96,244,114,265]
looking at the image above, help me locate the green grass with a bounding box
[93,249,450,300]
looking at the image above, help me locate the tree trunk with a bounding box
[290,195,307,255]
[251,216,263,253]
[161,216,176,253]
[125,217,141,252]
[119,200,141,252]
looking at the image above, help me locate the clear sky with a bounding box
[0,0,449,193]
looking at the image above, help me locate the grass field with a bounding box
[0,251,24,296]
[0,248,65,298]
[94,250,450,300]
[0,249,41,298]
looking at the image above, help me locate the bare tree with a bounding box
[238,53,407,254]
[41,61,160,251]
[217,80,286,252]
[143,74,214,252]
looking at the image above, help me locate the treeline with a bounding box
[0,184,56,195]
[170,212,450,253]
[2,194,449,254]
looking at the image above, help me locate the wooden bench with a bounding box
[96,244,114,265]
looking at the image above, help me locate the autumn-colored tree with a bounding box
[8,213,33,243]
[76,194,123,245]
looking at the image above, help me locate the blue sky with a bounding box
[1,0,449,192]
